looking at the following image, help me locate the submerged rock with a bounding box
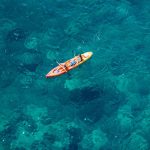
[81,128,108,150]
[16,73,33,89]
[78,100,104,123]
[0,18,16,34]
[0,68,16,88]
[40,115,52,125]
[64,78,82,91]
[30,140,44,150]
[123,132,148,150]
[15,52,42,72]
[69,85,101,104]
[117,105,133,133]
[6,28,27,42]
[41,132,56,148]
[14,147,26,150]
[127,74,150,96]
[67,126,82,149]
[24,34,38,49]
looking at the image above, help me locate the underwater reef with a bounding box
[0,0,150,149]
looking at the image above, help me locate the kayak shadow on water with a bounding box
[67,72,72,78]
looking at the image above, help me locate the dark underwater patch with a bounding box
[78,99,104,124]
[69,85,102,105]
[14,147,26,150]
[0,111,38,149]
[30,132,56,150]
[14,52,43,72]
[67,127,82,150]
[6,28,27,42]
[75,81,126,124]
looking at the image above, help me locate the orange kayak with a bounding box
[46,52,93,78]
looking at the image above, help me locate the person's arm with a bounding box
[56,61,67,72]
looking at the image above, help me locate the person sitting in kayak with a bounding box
[56,62,68,72]
[70,59,77,66]
[60,54,83,72]
[54,69,60,74]
[64,64,68,71]
[70,54,83,66]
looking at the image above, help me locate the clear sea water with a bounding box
[0,0,150,149]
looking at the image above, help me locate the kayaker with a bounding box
[70,59,77,66]
[54,69,60,74]
[56,61,68,72]
[64,64,68,71]
[70,54,83,66]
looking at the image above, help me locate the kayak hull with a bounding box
[46,52,93,78]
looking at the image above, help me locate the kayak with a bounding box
[46,51,93,78]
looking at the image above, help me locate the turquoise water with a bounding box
[0,0,150,149]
